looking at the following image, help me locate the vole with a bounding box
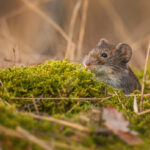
[83,39,140,94]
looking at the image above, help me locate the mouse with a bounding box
[83,39,141,94]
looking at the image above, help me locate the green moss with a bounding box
[0,59,150,149]
[0,59,116,114]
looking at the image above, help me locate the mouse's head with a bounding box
[83,39,132,71]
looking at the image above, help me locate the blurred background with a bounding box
[0,0,150,68]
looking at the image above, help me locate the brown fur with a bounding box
[83,39,140,94]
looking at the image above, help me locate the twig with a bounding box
[28,113,89,133]
[140,44,150,112]
[0,125,23,139]
[12,96,111,101]
[21,0,75,46]
[18,95,43,111]
[0,125,52,150]
[77,0,89,57]
[8,93,150,102]
[65,0,81,59]
[17,126,53,150]
[0,97,11,107]
[68,101,80,113]
[124,93,150,97]
[137,109,150,115]
[114,92,126,109]
[0,125,83,150]
[32,97,40,115]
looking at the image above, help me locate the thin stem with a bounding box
[140,44,150,112]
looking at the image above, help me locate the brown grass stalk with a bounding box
[12,96,111,101]
[0,19,34,58]
[125,93,150,97]
[77,0,89,57]
[28,113,89,133]
[1,0,52,20]
[31,97,40,114]
[9,93,150,102]
[65,0,81,59]
[68,101,80,113]
[21,0,75,46]
[0,125,23,139]
[98,0,145,68]
[0,125,83,150]
[0,125,52,150]
[98,0,131,42]
[140,44,150,112]
[137,109,150,115]
[17,126,53,150]
[114,92,125,109]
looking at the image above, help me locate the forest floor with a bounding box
[0,59,150,150]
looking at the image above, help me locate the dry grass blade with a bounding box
[31,97,40,114]
[1,0,52,20]
[137,109,150,115]
[0,125,85,150]
[65,0,81,59]
[77,0,89,57]
[12,96,111,101]
[0,98,11,107]
[98,0,146,67]
[68,101,80,113]
[0,125,23,139]
[28,113,89,132]
[0,19,34,58]
[0,125,53,150]
[114,92,125,109]
[125,93,150,97]
[98,0,131,42]
[21,0,74,45]
[140,44,150,112]
[133,96,138,113]
[17,126,53,150]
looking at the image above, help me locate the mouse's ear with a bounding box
[116,43,132,63]
[98,38,108,48]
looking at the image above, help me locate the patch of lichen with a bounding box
[0,59,150,149]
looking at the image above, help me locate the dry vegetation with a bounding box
[0,0,150,68]
[0,0,150,150]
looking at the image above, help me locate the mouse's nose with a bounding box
[85,60,91,66]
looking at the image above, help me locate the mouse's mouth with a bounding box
[84,60,91,67]
[83,57,100,72]
[83,58,92,68]
[83,56,99,67]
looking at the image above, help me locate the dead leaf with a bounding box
[102,106,143,145]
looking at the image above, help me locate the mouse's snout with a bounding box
[83,56,92,67]
[85,60,91,66]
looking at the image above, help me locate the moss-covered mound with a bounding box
[0,59,115,114]
[0,59,150,150]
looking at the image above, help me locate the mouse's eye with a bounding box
[101,53,107,58]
